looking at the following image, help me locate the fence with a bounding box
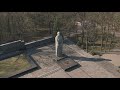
[0,29,51,44]
[0,28,76,45]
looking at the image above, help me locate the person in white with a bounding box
[55,31,63,57]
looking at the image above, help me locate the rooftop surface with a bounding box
[19,39,120,78]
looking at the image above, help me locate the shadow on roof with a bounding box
[68,56,112,62]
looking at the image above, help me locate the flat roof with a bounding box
[19,39,120,78]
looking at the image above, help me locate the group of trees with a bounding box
[74,12,120,54]
[0,12,120,54]
[0,12,76,44]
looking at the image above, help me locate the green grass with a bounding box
[0,54,31,77]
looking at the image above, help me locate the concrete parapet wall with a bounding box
[25,36,54,49]
[0,51,24,61]
[0,40,25,55]
[0,36,54,60]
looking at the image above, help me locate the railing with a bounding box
[0,28,77,45]
[0,30,51,44]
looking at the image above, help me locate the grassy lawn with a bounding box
[0,54,31,77]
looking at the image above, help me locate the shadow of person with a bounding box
[68,56,112,62]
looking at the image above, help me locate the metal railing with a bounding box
[0,28,76,45]
[0,30,51,44]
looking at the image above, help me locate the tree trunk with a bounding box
[100,25,103,52]
[86,30,88,52]
[92,42,95,51]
